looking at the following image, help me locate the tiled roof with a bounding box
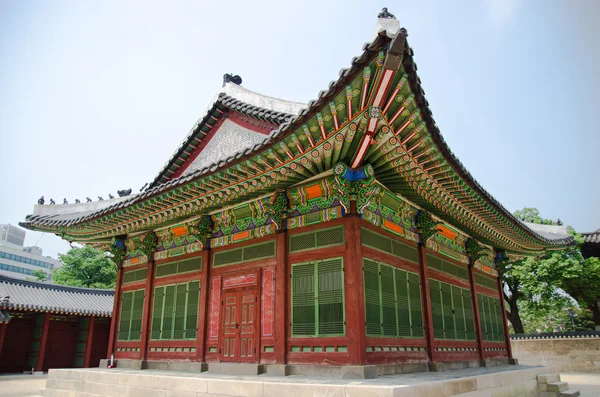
[582,229,600,244]
[0,275,114,317]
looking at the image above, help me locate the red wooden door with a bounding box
[220,290,256,362]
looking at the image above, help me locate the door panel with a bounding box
[220,289,257,362]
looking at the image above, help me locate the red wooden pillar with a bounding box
[497,276,513,359]
[196,248,211,362]
[343,202,366,365]
[0,322,7,357]
[274,229,288,364]
[107,265,123,358]
[417,244,435,363]
[140,259,156,360]
[35,313,50,372]
[83,316,96,368]
[468,266,485,361]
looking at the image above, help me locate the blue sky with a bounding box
[0,0,598,259]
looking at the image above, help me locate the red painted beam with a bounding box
[497,275,513,359]
[196,248,211,362]
[107,266,123,359]
[417,244,436,363]
[83,316,95,368]
[274,230,288,364]
[343,201,367,365]
[468,265,485,362]
[35,313,50,372]
[0,323,7,358]
[140,260,155,361]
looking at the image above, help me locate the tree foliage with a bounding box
[31,269,48,282]
[513,207,556,224]
[503,208,600,333]
[54,246,116,289]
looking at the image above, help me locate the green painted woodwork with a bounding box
[291,258,345,337]
[212,240,275,267]
[151,280,200,340]
[475,273,498,290]
[361,228,418,263]
[123,269,147,284]
[156,257,202,278]
[426,255,469,280]
[428,279,475,341]
[289,226,345,253]
[478,293,505,342]
[363,259,424,338]
[118,289,144,341]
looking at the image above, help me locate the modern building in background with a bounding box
[0,224,61,281]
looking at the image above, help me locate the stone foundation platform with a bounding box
[43,364,570,397]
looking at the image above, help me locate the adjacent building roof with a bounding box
[20,15,574,255]
[521,222,571,243]
[0,275,114,317]
[582,229,600,244]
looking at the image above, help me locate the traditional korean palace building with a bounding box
[0,275,113,373]
[21,13,572,373]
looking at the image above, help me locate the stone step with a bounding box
[559,390,581,397]
[207,362,265,375]
[547,381,569,393]
[537,373,561,384]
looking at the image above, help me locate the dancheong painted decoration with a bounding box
[22,11,572,370]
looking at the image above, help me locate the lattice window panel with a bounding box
[213,241,276,267]
[361,228,418,263]
[289,226,345,253]
[123,269,147,284]
[291,258,345,337]
[429,279,476,341]
[427,255,468,280]
[151,281,200,340]
[363,258,424,338]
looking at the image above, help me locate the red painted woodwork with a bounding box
[469,265,485,361]
[83,316,95,368]
[89,319,110,368]
[0,323,6,361]
[343,206,367,365]
[140,260,155,360]
[208,277,222,340]
[497,275,512,359]
[274,230,287,363]
[43,317,79,371]
[0,315,34,373]
[220,290,257,362]
[35,313,50,371]
[417,244,436,362]
[262,268,275,338]
[107,266,123,358]
[197,249,211,361]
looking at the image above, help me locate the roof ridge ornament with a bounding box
[223,73,242,87]
[378,7,396,19]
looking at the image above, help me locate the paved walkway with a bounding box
[561,373,600,397]
[0,374,46,397]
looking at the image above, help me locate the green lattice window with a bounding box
[156,257,202,278]
[364,259,424,338]
[213,241,276,267]
[122,269,147,284]
[291,258,345,337]
[289,226,345,253]
[151,280,200,340]
[475,273,498,290]
[117,289,145,341]
[429,279,475,341]
[427,255,469,280]
[478,293,505,342]
[361,228,418,263]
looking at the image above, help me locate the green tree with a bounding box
[54,246,116,289]
[31,270,48,282]
[503,208,600,333]
[513,207,555,224]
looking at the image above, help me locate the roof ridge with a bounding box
[0,274,114,295]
